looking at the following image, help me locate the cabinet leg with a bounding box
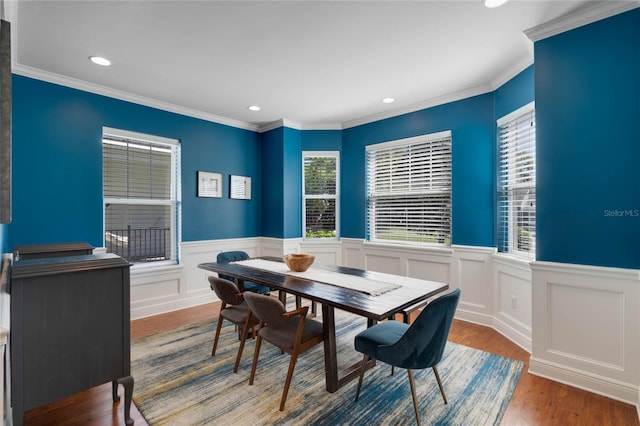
[116,375,135,425]
[112,380,120,402]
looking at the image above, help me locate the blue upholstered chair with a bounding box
[354,288,461,426]
[243,291,324,411]
[216,250,271,294]
[208,276,259,373]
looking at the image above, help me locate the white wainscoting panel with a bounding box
[99,235,640,416]
[130,238,262,319]
[450,246,495,326]
[299,240,343,266]
[342,238,366,268]
[530,261,640,405]
[492,255,532,352]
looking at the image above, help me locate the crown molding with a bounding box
[524,1,640,42]
[299,122,343,131]
[342,83,493,129]
[12,64,260,132]
[257,119,342,133]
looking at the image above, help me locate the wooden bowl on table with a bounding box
[283,253,315,272]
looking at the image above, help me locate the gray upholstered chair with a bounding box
[208,276,259,373]
[216,250,271,294]
[354,288,461,426]
[243,291,324,411]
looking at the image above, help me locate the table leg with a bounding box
[322,304,377,393]
[321,303,339,392]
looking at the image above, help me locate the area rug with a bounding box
[131,308,523,425]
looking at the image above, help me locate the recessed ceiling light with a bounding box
[382,97,395,104]
[89,56,111,66]
[483,0,509,8]
[248,105,261,111]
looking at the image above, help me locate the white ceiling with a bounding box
[5,1,632,130]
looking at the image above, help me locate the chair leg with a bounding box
[211,315,224,356]
[354,354,369,402]
[432,366,448,404]
[279,352,299,411]
[407,369,421,426]
[249,334,263,385]
[233,313,253,373]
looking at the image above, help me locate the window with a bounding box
[102,127,181,264]
[497,102,536,258]
[303,152,339,239]
[366,131,452,245]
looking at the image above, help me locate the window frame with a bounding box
[302,151,340,240]
[366,131,452,247]
[497,102,536,259]
[102,127,181,267]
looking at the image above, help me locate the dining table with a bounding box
[198,256,449,393]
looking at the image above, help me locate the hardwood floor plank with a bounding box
[20,303,638,425]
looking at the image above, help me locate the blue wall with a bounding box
[495,65,534,120]
[534,9,640,269]
[260,127,285,238]
[282,127,302,239]
[301,130,342,152]
[342,94,495,247]
[9,9,637,271]
[10,75,262,251]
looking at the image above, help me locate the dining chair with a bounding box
[208,276,260,373]
[216,250,271,294]
[243,291,324,411]
[354,288,461,426]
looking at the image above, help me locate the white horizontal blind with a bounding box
[103,129,180,264]
[366,132,451,245]
[497,104,536,257]
[303,152,339,238]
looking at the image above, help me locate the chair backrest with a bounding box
[379,288,460,369]
[243,292,289,329]
[217,250,250,263]
[208,276,243,306]
[217,251,250,282]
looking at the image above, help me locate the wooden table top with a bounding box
[198,257,449,321]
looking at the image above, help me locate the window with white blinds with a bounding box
[366,131,452,245]
[497,102,536,258]
[303,152,339,239]
[102,127,181,264]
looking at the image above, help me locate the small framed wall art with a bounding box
[197,171,222,198]
[230,175,251,200]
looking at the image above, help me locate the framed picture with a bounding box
[230,175,251,200]
[197,171,222,198]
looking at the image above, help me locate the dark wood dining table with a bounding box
[198,256,449,393]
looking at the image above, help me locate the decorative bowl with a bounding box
[283,253,315,272]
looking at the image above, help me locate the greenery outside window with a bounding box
[497,102,536,258]
[303,152,339,239]
[366,131,452,245]
[102,127,181,264]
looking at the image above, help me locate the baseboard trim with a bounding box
[131,293,216,321]
[529,357,639,406]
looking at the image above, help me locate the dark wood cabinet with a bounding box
[10,252,133,425]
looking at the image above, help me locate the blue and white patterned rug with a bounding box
[131,307,522,425]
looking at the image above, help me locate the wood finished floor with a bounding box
[23,302,639,426]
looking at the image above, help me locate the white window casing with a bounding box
[497,102,536,258]
[366,131,452,246]
[102,127,181,265]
